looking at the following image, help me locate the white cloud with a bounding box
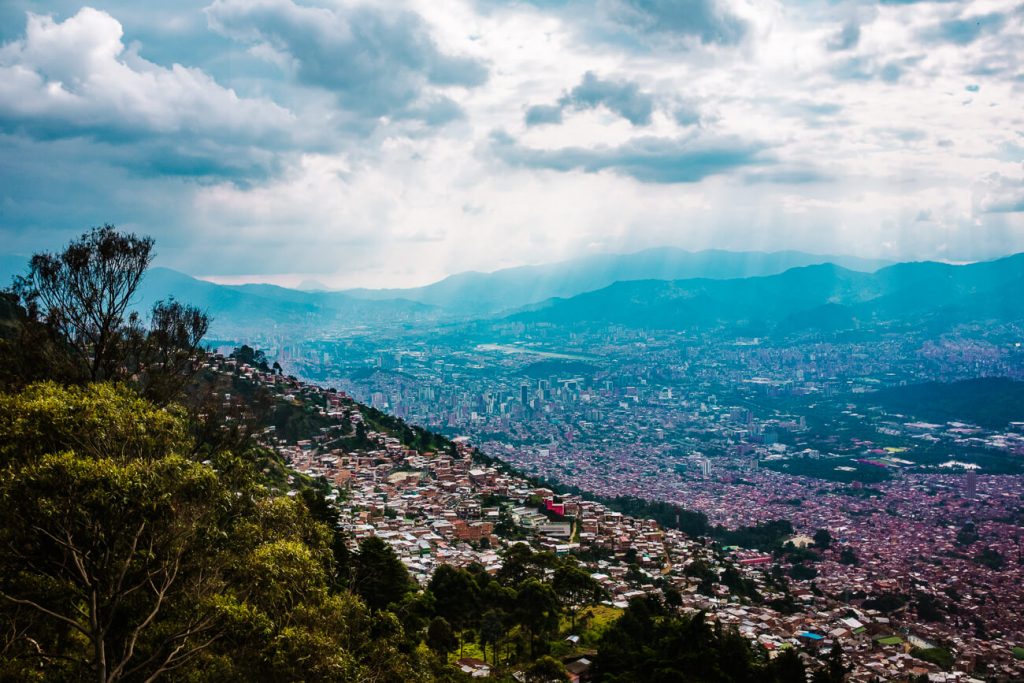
[0,8,294,144]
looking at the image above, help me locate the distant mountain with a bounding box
[136,268,436,337]
[341,248,891,315]
[507,253,1024,333]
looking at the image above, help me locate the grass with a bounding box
[876,636,904,646]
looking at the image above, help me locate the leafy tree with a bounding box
[839,547,859,566]
[974,548,1005,571]
[230,345,269,372]
[13,225,153,381]
[769,648,808,683]
[813,529,832,549]
[812,641,848,683]
[351,537,414,612]
[0,381,188,467]
[428,565,480,636]
[0,451,229,682]
[133,298,208,405]
[955,522,979,547]
[498,543,544,587]
[552,564,604,630]
[513,579,560,659]
[524,655,569,682]
[594,596,765,682]
[427,616,458,658]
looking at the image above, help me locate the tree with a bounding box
[839,547,859,566]
[552,564,604,630]
[524,655,569,682]
[134,298,208,405]
[428,565,480,650]
[14,225,153,381]
[813,641,849,683]
[0,381,188,468]
[513,579,560,659]
[813,529,832,550]
[769,648,807,683]
[351,537,414,612]
[0,451,229,682]
[427,617,458,658]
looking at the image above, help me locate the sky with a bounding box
[0,0,1021,289]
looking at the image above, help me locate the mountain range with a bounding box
[508,253,1024,334]
[339,248,890,315]
[3,247,1021,338]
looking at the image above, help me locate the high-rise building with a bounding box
[965,470,978,499]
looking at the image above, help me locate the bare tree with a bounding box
[135,299,210,405]
[14,225,154,381]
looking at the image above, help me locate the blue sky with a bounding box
[0,0,1021,288]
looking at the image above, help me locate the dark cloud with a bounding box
[827,21,860,51]
[833,55,923,83]
[673,103,702,126]
[560,72,655,125]
[482,0,747,50]
[491,130,767,183]
[743,167,833,185]
[524,72,657,127]
[920,11,1007,45]
[607,0,747,46]
[206,0,488,123]
[525,104,564,127]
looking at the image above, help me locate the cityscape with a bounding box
[2,0,1023,680]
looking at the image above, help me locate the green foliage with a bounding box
[714,519,794,551]
[911,646,954,670]
[524,655,569,682]
[0,381,189,467]
[352,537,415,612]
[974,548,1006,571]
[593,597,763,682]
[955,522,979,547]
[871,377,1024,430]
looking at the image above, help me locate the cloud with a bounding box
[524,71,658,127]
[481,0,747,50]
[491,130,767,183]
[206,0,488,123]
[602,0,747,47]
[978,173,1024,213]
[0,7,295,163]
[921,11,1007,45]
[525,104,563,127]
[827,21,860,51]
[559,71,655,125]
[832,55,923,83]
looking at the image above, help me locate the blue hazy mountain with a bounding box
[135,268,436,337]
[508,253,1024,333]
[340,248,891,315]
